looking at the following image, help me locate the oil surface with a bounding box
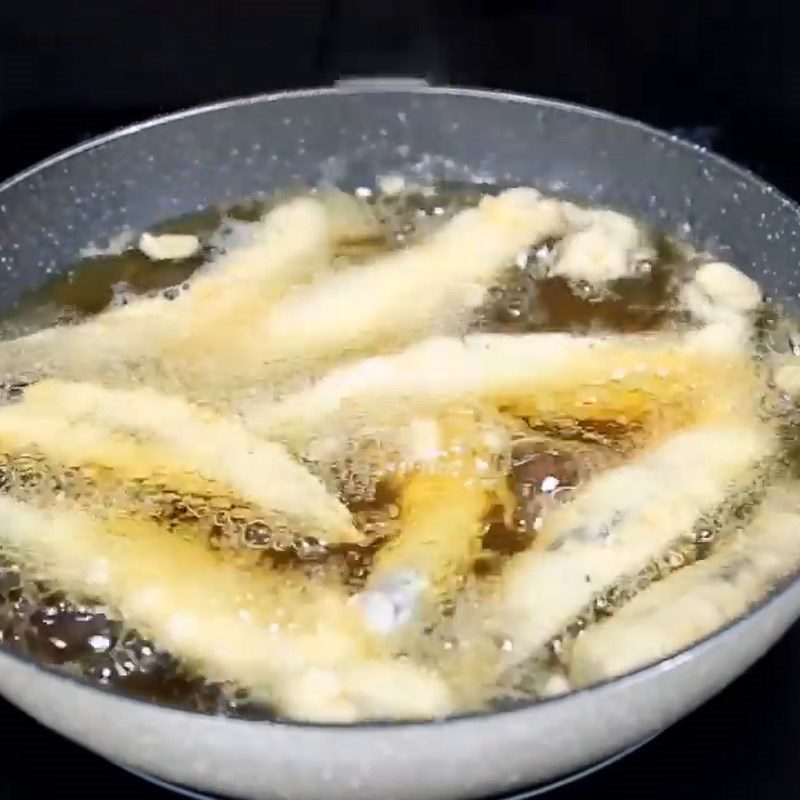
[0,184,794,719]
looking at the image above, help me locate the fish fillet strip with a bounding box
[0,189,564,395]
[484,422,776,666]
[0,410,228,496]
[569,483,800,687]
[358,473,491,633]
[357,411,510,632]
[0,197,333,384]
[233,188,567,373]
[245,329,760,454]
[0,410,275,550]
[19,380,358,543]
[0,495,452,721]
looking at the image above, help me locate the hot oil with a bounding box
[0,201,268,333]
[473,232,683,335]
[0,556,270,716]
[0,183,794,718]
[0,185,685,714]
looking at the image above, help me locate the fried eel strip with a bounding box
[358,473,491,633]
[484,422,776,667]
[0,495,452,721]
[569,483,800,687]
[356,409,510,632]
[246,329,760,456]
[237,188,567,374]
[13,380,358,544]
[0,197,333,389]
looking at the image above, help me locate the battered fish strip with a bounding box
[0,495,453,722]
[245,329,760,454]
[358,473,492,633]
[0,196,334,384]
[17,380,358,544]
[1,189,564,395]
[483,422,776,667]
[237,188,567,373]
[0,412,271,549]
[569,483,800,688]
[356,410,512,633]
[0,410,224,494]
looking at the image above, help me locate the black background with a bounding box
[1,1,800,797]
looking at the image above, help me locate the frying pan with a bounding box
[0,81,799,800]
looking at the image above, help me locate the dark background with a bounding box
[1,1,800,797]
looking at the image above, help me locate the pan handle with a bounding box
[332,77,432,90]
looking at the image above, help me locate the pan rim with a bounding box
[0,84,798,732]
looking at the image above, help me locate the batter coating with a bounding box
[569,484,800,687]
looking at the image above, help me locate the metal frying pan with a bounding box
[0,82,799,800]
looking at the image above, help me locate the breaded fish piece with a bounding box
[245,329,760,456]
[239,188,567,373]
[18,379,358,544]
[484,422,776,666]
[680,261,763,325]
[551,206,653,284]
[0,197,334,387]
[569,483,800,687]
[0,495,453,722]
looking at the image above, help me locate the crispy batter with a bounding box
[0,197,333,390]
[17,380,358,544]
[482,422,776,667]
[0,494,453,721]
[0,183,785,723]
[569,483,800,687]
[236,188,567,375]
[245,329,761,457]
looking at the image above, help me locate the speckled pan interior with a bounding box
[0,86,799,800]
